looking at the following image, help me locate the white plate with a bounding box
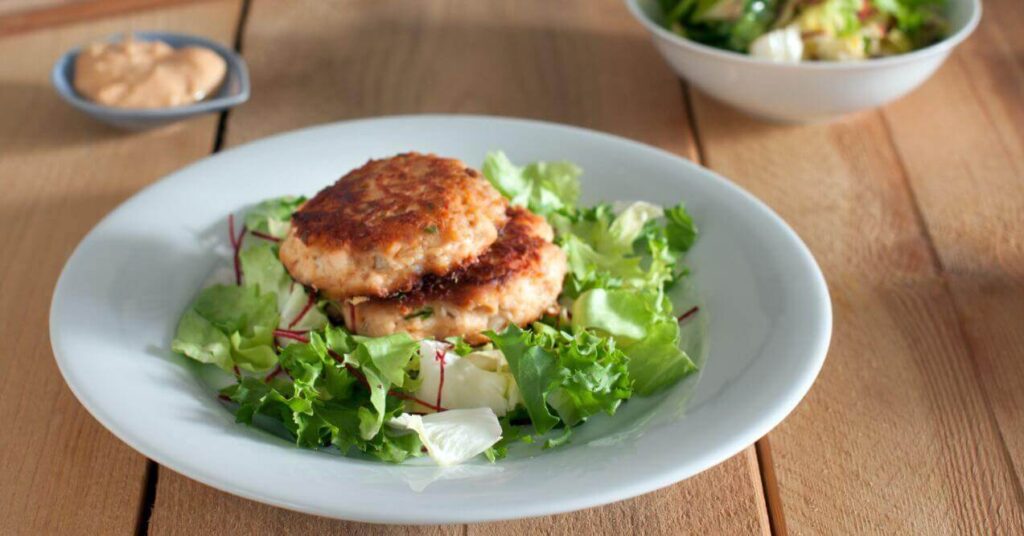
[50,115,831,524]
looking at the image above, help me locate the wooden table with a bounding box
[2,0,1022,533]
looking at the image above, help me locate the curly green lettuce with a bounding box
[222,327,426,462]
[487,323,632,445]
[483,151,701,435]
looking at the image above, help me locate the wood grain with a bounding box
[222,0,698,154]
[0,0,214,37]
[687,35,1024,532]
[0,1,240,533]
[470,450,769,536]
[148,1,771,534]
[151,468,460,536]
[882,0,1024,488]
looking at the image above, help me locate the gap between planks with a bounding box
[212,0,250,152]
[137,1,252,534]
[878,111,1024,509]
[684,74,1024,532]
[755,439,787,536]
[682,80,785,536]
[135,461,160,536]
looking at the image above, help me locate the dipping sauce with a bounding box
[73,35,227,109]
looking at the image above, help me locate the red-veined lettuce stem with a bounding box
[250,229,281,242]
[270,329,447,412]
[228,214,246,285]
[435,348,446,409]
[677,306,699,323]
[287,292,317,329]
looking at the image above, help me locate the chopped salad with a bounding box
[658,0,949,61]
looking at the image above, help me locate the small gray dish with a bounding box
[51,31,250,130]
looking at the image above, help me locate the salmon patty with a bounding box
[279,153,508,300]
[338,207,567,343]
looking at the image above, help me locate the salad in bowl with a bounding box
[626,0,978,120]
[658,0,949,62]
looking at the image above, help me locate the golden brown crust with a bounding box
[337,204,567,341]
[279,152,509,299]
[372,206,551,307]
[292,152,498,251]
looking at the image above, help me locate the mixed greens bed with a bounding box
[658,0,948,61]
[171,152,701,465]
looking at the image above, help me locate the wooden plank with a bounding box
[882,0,1024,486]
[0,0,214,37]
[687,35,1024,531]
[152,467,458,535]
[0,1,241,533]
[149,1,772,534]
[0,0,78,18]
[221,0,698,154]
[471,450,769,535]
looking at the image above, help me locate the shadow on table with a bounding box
[0,80,182,153]
[227,15,685,143]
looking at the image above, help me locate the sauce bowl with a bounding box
[51,31,250,130]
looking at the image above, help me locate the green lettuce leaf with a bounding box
[364,426,424,463]
[665,203,698,253]
[239,244,328,331]
[172,284,279,372]
[486,325,560,434]
[239,244,289,298]
[336,331,419,440]
[533,324,632,427]
[229,327,279,371]
[487,323,632,437]
[170,309,233,370]
[173,242,328,373]
[244,196,306,239]
[571,288,656,341]
[872,0,947,47]
[554,201,684,297]
[356,366,388,440]
[571,288,695,396]
[482,151,581,216]
[625,320,697,395]
[558,233,642,296]
[221,327,425,463]
[606,202,664,254]
[222,377,295,428]
[351,333,419,388]
[444,336,475,356]
[191,284,278,336]
[660,0,779,53]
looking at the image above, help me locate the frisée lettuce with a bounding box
[482,151,699,397]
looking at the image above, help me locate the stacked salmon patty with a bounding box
[279,152,567,342]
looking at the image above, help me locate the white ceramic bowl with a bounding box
[50,116,831,523]
[625,0,981,122]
